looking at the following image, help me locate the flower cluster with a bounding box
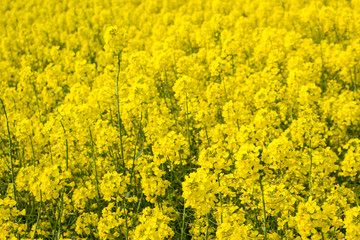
[1,0,360,239]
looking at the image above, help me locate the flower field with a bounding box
[1,0,360,239]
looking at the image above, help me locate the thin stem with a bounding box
[60,120,68,171]
[309,140,313,198]
[219,73,228,102]
[136,192,143,215]
[204,125,210,147]
[55,187,65,240]
[123,199,129,240]
[30,135,37,170]
[164,69,178,126]
[54,121,68,239]
[355,174,359,207]
[185,93,191,159]
[32,190,42,240]
[131,129,138,187]
[32,83,42,123]
[116,51,124,161]
[205,212,210,240]
[0,99,16,201]
[89,127,101,199]
[354,65,357,94]
[217,174,223,224]
[109,103,113,125]
[259,176,268,240]
[180,203,187,240]
[131,116,143,194]
[49,139,53,165]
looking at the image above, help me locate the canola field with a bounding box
[1,0,360,239]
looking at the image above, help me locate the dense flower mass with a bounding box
[1,0,360,239]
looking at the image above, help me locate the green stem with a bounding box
[309,140,313,198]
[32,83,42,123]
[55,187,65,240]
[0,99,16,201]
[123,199,129,240]
[180,203,187,240]
[116,51,125,161]
[205,212,210,240]
[30,135,37,170]
[185,93,191,159]
[219,73,228,102]
[109,103,113,125]
[60,120,68,171]
[32,190,42,240]
[354,174,359,207]
[164,70,178,126]
[217,174,223,224]
[49,139,53,165]
[259,176,267,240]
[131,117,143,194]
[89,127,101,199]
[136,193,143,215]
[352,65,358,94]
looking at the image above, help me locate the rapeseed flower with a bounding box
[1,0,360,238]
